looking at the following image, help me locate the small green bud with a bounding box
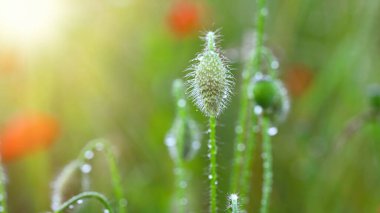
[187,31,233,117]
[252,78,278,109]
[251,74,289,122]
[368,84,380,111]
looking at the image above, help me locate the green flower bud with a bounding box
[187,31,233,117]
[251,74,289,122]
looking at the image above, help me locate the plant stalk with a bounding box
[53,191,113,213]
[209,116,217,213]
[231,0,268,193]
[260,117,272,213]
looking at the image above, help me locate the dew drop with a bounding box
[95,142,104,151]
[237,143,245,152]
[254,72,264,81]
[77,199,83,204]
[271,60,279,70]
[69,205,74,209]
[261,8,268,16]
[179,181,187,188]
[120,199,128,207]
[192,141,201,150]
[254,105,263,115]
[229,193,238,201]
[180,198,188,205]
[84,150,94,160]
[104,209,110,213]
[81,164,92,174]
[177,99,186,108]
[208,174,213,180]
[235,126,243,134]
[268,127,278,136]
[165,135,176,147]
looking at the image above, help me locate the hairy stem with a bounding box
[175,100,187,213]
[239,115,257,206]
[229,194,240,213]
[53,191,113,213]
[209,116,217,213]
[260,117,272,213]
[231,0,268,193]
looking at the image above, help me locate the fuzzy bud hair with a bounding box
[187,31,233,117]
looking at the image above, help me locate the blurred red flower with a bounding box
[284,64,314,97]
[167,1,202,37]
[0,114,59,162]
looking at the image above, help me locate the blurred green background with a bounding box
[0,0,380,212]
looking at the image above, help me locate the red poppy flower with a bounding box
[0,114,59,162]
[167,1,202,37]
[284,64,314,97]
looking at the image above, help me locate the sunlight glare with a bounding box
[0,0,66,45]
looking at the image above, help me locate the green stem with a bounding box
[260,117,272,213]
[79,139,126,213]
[231,0,268,193]
[209,116,217,213]
[230,82,249,192]
[239,114,257,206]
[53,191,113,213]
[0,161,7,213]
[175,115,186,212]
[229,194,240,213]
[250,0,267,71]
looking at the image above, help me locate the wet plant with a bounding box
[51,138,126,213]
[165,79,201,212]
[186,31,233,213]
[227,194,240,213]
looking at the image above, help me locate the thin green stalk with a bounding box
[53,191,113,213]
[250,0,267,71]
[79,139,126,213]
[175,98,187,213]
[231,0,268,193]
[239,114,257,206]
[209,116,217,213]
[0,161,7,213]
[260,117,272,213]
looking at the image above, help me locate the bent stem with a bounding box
[260,117,272,213]
[79,139,126,213]
[53,191,113,213]
[209,116,217,213]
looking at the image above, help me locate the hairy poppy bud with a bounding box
[187,31,233,117]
